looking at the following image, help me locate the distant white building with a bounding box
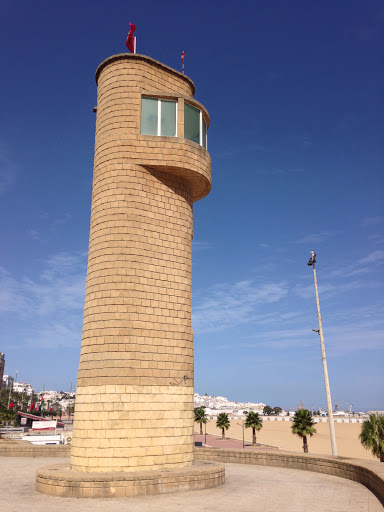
[2,374,14,389]
[41,391,61,402]
[194,393,266,417]
[13,381,34,396]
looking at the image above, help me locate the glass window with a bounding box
[141,97,158,136]
[184,103,200,144]
[185,102,208,148]
[141,97,177,137]
[161,100,177,137]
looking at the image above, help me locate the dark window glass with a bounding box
[184,103,200,144]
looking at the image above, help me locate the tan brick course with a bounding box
[70,54,211,473]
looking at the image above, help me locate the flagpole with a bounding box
[134,36,137,54]
[7,380,13,409]
[309,251,338,456]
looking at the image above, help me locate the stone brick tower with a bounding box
[70,54,211,473]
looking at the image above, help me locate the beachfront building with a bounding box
[13,381,34,396]
[2,374,14,390]
[194,393,266,417]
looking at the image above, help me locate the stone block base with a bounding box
[35,461,225,498]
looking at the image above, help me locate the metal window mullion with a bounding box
[199,111,203,146]
[157,100,161,136]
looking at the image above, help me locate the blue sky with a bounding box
[0,1,383,410]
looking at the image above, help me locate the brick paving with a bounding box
[1,456,382,512]
[194,432,279,450]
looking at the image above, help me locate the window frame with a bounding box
[200,111,207,150]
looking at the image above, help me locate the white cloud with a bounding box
[50,213,72,231]
[325,322,383,355]
[192,241,213,252]
[27,229,40,240]
[358,250,384,265]
[294,231,341,245]
[0,252,87,348]
[360,216,382,227]
[328,250,384,278]
[236,314,383,356]
[0,267,30,313]
[293,281,362,300]
[193,279,288,333]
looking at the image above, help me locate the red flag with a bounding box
[8,402,15,409]
[30,402,35,411]
[126,22,136,53]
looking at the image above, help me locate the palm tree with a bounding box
[194,407,207,435]
[359,414,384,462]
[291,408,317,453]
[216,413,230,439]
[245,411,263,445]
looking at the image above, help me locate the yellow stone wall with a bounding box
[70,54,211,473]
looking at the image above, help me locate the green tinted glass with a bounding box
[161,100,177,137]
[184,103,200,144]
[141,97,158,135]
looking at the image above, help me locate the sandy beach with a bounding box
[196,418,377,462]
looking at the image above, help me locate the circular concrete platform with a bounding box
[36,460,225,498]
[1,457,382,511]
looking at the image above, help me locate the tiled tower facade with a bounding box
[70,54,211,473]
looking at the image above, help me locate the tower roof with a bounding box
[95,53,196,96]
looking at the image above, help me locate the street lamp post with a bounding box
[308,251,338,456]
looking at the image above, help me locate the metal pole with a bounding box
[242,421,245,448]
[7,381,12,409]
[310,251,338,456]
[204,420,207,445]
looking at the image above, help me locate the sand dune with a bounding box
[198,418,377,461]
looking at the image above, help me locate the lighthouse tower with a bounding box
[69,53,211,473]
[36,53,224,498]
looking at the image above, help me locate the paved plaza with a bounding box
[195,432,280,450]
[1,456,382,512]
